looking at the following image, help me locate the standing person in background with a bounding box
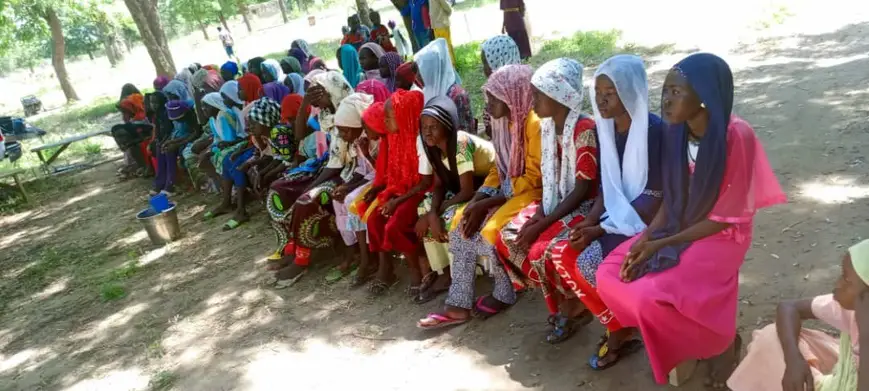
[389,20,413,60]
[500,0,531,59]
[429,0,455,66]
[218,27,235,59]
[369,11,397,53]
[410,0,432,49]
[391,0,419,52]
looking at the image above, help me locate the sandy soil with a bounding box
[2,1,869,390]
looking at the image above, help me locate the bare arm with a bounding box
[439,172,475,214]
[393,175,433,204]
[539,180,591,227]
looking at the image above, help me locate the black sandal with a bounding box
[587,331,644,370]
[368,278,397,296]
[545,311,592,344]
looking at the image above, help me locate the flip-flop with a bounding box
[472,295,510,319]
[325,264,358,284]
[368,278,398,296]
[266,251,283,261]
[274,269,307,289]
[546,311,593,344]
[417,313,469,330]
[203,210,227,220]
[222,218,245,231]
[588,338,644,371]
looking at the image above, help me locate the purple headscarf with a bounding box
[289,48,310,74]
[379,52,403,92]
[166,99,193,120]
[153,76,170,92]
[263,82,291,104]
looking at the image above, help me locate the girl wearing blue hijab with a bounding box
[337,44,363,88]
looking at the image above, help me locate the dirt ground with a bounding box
[4,5,869,391]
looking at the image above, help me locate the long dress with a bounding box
[550,114,663,326]
[496,117,598,291]
[445,112,542,309]
[419,131,496,274]
[333,136,379,246]
[596,116,787,384]
[500,0,531,59]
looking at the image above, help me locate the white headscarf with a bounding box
[531,58,585,216]
[335,93,374,128]
[262,59,286,84]
[591,55,650,236]
[414,38,457,104]
[218,81,246,133]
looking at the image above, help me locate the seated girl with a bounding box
[595,53,786,385]
[728,239,869,391]
[148,90,177,196]
[359,90,433,295]
[163,99,201,190]
[414,97,496,304]
[414,39,474,132]
[417,64,540,328]
[242,94,309,195]
[112,84,152,178]
[379,52,403,92]
[359,43,387,85]
[338,44,363,88]
[265,71,352,277]
[494,58,599,343]
[544,55,664,364]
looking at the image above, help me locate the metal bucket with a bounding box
[136,204,181,245]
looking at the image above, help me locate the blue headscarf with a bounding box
[338,44,362,88]
[645,53,733,276]
[162,80,190,101]
[220,61,239,77]
[284,73,305,97]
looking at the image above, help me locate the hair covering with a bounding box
[263,82,291,103]
[531,58,585,215]
[280,94,308,124]
[153,77,170,92]
[281,56,303,75]
[414,39,457,103]
[309,71,354,131]
[362,102,387,135]
[284,73,306,96]
[339,44,363,88]
[202,92,230,112]
[174,69,195,100]
[335,93,375,128]
[379,52,403,92]
[355,79,390,103]
[292,39,314,57]
[481,35,521,72]
[119,93,146,121]
[219,80,244,105]
[166,99,193,120]
[261,59,285,83]
[482,64,534,195]
[192,69,224,92]
[588,55,651,237]
[395,62,417,88]
[247,97,282,129]
[304,69,325,83]
[360,42,387,61]
[377,89,424,201]
[309,57,326,71]
[421,96,462,193]
[237,74,263,103]
[221,61,239,77]
[851,239,869,285]
[162,80,190,101]
[646,53,733,275]
[119,83,141,101]
[248,57,266,78]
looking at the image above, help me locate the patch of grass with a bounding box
[453,0,499,11]
[264,38,341,65]
[148,370,177,391]
[99,283,127,301]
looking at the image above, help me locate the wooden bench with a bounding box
[31,128,112,172]
[0,168,29,203]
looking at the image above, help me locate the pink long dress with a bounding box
[596,116,788,384]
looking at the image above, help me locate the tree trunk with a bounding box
[42,7,79,102]
[99,22,126,68]
[356,0,371,26]
[218,13,231,32]
[198,19,209,40]
[237,0,252,33]
[278,0,288,23]
[124,0,176,77]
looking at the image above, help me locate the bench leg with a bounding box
[13,174,29,203]
[44,144,69,167]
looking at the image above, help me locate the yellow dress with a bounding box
[479,112,543,245]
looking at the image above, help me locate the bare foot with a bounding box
[704,334,743,389]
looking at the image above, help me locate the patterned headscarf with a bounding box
[481,35,521,73]
[263,82,291,103]
[162,80,190,101]
[379,52,403,92]
[202,92,229,112]
[309,71,354,132]
[281,94,308,124]
[281,56,303,75]
[356,79,391,103]
[378,89,424,201]
[335,93,374,128]
[415,38,457,103]
[421,96,462,194]
[284,73,306,96]
[531,58,585,215]
[395,62,417,88]
[483,64,534,192]
[192,69,224,93]
[219,80,244,105]
[153,76,170,92]
[237,74,263,103]
[248,97,282,129]
[339,44,363,88]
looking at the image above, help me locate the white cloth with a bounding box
[414,38,457,104]
[417,136,433,175]
[590,55,650,237]
[334,93,374,128]
[531,58,585,215]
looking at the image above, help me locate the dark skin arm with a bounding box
[382,175,433,216]
[461,193,507,238]
[428,172,474,241]
[775,299,818,391]
[295,86,325,142]
[620,219,730,281]
[517,180,591,247]
[568,194,605,250]
[218,138,247,149]
[333,173,366,203]
[305,167,342,192]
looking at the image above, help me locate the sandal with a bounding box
[406,284,421,298]
[222,218,246,231]
[274,270,307,289]
[351,266,377,288]
[546,311,592,344]
[472,295,510,319]
[368,278,398,296]
[417,312,469,330]
[418,271,438,293]
[588,331,644,370]
[325,264,358,284]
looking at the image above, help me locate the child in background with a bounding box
[389,20,412,59]
[369,11,397,53]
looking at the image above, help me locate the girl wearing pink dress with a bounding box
[595,53,787,384]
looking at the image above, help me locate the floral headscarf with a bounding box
[379,52,403,92]
[481,35,521,72]
[482,64,534,194]
[310,70,353,133]
[356,79,391,103]
[531,58,585,215]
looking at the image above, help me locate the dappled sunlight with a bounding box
[68,302,150,348]
[63,367,149,391]
[137,247,167,266]
[798,176,869,204]
[61,187,104,208]
[0,347,54,373]
[30,276,70,301]
[815,53,869,68]
[114,230,149,248]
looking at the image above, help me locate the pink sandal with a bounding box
[417,313,469,330]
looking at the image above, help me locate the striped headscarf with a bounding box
[379,52,403,92]
[247,97,282,129]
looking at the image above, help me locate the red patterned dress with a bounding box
[495,117,598,314]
